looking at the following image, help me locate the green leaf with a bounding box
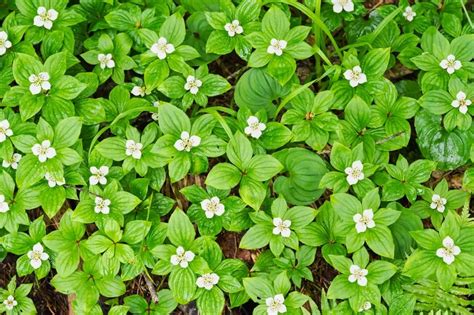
[169,267,196,304]
[168,209,195,247]
[366,226,395,258]
[246,155,282,181]
[157,103,191,136]
[262,6,289,37]
[240,224,271,249]
[239,176,266,210]
[206,163,242,189]
[54,117,82,149]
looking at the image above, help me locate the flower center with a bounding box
[305,112,315,120]
[31,250,42,260]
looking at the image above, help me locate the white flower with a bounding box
[244,116,266,139]
[403,6,416,22]
[184,75,202,95]
[125,140,143,159]
[0,119,13,142]
[267,38,287,56]
[32,140,56,163]
[3,295,17,311]
[0,194,9,213]
[174,131,201,152]
[201,197,225,218]
[272,217,292,238]
[97,53,115,69]
[224,20,244,37]
[430,194,447,213]
[344,66,367,87]
[89,166,109,185]
[451,91,472,114]
[28,72,51,95]
[345,160,364,185]
[2,153,21,170]
[348,264,368,286]
[170,246,195,268]
[33,6,58,30]
[44,172,65,188]
[196,273,220,290]
[266,294,287,315]
[150,37,175,60]
[27,243,49,269]
[131,86,145,97]
[94,197,111,214]
[440,55,462,74]
[331,0,354,13]
[353,209,375,233]
[0,31,12,56]
[358,301,372,312]
[436,236,461,265]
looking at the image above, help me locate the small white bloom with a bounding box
[150,37,175,60]
[451,91,472,114]
[272,217,292,238]
[131,86,145,97]
[0,31,12,56]
[44,172,65,188]
[348,264,368,286]
[3,295,17,311]
[344,66,367,87]
[440,55,462,74]
[174,131,201,152]
[403,6,416,22]
[267,38,287,56]
[125,140,143,159]
[244,116,266,139]
[2,153,21,170]
[94,197,111,214]
[436,236,461,265]
[33,6,58,30]
[27,243,49,269]
[97,53,115,69]
[358,301,372,312]
[353,209,375,233]
[345,160,364,185]
[430,194,447,213]
[31,140,56,163]
[224,20,244,37]
[28,72,51,95]
[89,166,109,185]
[266,294,287,315]
[184,75,202,95]
[201,196,225,218]
[331,0,354,13]
[0,119,13,142]
[170,246,195,268]
[0,194,9,213]
[196,273,220,290]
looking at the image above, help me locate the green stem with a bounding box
[201,108,234,139]
[460,0,474,29]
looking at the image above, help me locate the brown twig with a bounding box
[143,274,159,304]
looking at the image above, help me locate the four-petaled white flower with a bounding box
[33,7,58,30]
[184,76,202,95]
[2,153,21,170]
[27,243,49,269]
[44,172,65,188]
[266,294,287,315]
[344,66,367,87]
[267,39,287,56]
[32,140,56,163]
[94,197,111,214]
[89,166,109,186]
[97,53,115,69]
[451,91,472,114]
[29,72,51,95]
[430,194,447,213]
[170,246,195,268]
[201,197,225,218]
[348,264,368,286]
[150,37,175,60]
[331,0,354,13]
[0,119,13,142]
[440,55,462,74]
[125,140,143,159]
[358,301,372,312]
[3,295,17,311]
[174,131,201,152]
[272,217,292,238]
[345,160,364,185]
[436,236,461,265]
[131,86,145,97]
[403,6,416,22]
[224,20,244,37]
[244,116,266,139]
[0,194,9,213]
[0,31,12,56]
[353,209,375,233]
[196,273,220,290]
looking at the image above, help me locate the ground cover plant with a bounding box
[0,0,473,314]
